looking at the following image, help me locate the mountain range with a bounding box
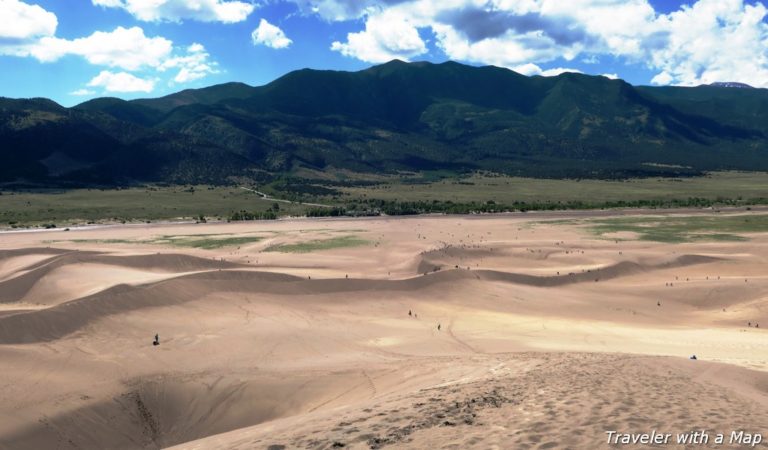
[2,60,768,186]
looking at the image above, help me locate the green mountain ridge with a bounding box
[2,60,767,186]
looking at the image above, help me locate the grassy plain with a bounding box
[335,171,768,204]
[2,171,768,228]
[0,186,308,227]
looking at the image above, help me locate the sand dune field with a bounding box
[0,211,766,449]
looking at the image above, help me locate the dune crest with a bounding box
[0,213,765,449]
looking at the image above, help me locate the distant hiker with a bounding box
[437,323,441,331]
[690,354,697,360]
[657,301,661,307]
[153,334,159,346]
[409,310,412,317]
[749,322,752,327]
[757,323,760,328]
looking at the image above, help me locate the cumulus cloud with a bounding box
[12,25,219,91]
[328,0,598,67]
[513,62,582,77]
[251,18,293,49]
[648,0,768,87]
[26,26,173,71]
[91,0,255,23]
[316,0,768,87]
[0,0,57,40]
[0,0,57,57]
[438,8,589,46]
[331,9,427,62]
[87,70,155,92]
[159,42,219,82]
[1,1,223,96]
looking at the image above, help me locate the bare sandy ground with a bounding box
[0,212,766,449]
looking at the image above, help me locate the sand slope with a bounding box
[0,213,766,449]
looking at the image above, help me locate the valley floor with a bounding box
[0,212,766,449]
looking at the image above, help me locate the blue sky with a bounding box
[1,0,767,106]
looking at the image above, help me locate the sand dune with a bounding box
[167,354,768,450]
[0,253,722,344]
[0,250,247,304]
[0,212,766,449]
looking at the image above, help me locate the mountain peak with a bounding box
[709,81,754,89]
[3,61,768,185]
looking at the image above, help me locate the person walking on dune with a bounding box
[437,323,441,331]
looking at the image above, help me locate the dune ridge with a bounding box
[0,252,721,344]
[0,214,765,450]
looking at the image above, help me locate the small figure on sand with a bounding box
[408,310,412,317]
[153,334,160,346]
[689,354,697,360]
[437,323,441,331]
[657,301,661,307]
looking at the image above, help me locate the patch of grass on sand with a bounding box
[64,238,136,244]
[583,214,768,242]
[160,236,264,249]
[49,234,264,249]
[265,235,370,253]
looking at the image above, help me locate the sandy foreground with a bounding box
[0,212,766,450]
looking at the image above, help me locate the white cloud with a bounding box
[512,62,582,77]
[251,19,293,49]
[87,70,155,93]
[70,88,96,96]
[541,67,583,77]
[10,23,219,93]
[309,0,768,88]
[601,73,619,80]
[650,71,673,85]
[0,0,57,40]
[331,9,427,62]
[26,26,173,71]
[511,62,543,76]
[159,42,219,82]
[0,0,57,57]
[0,3,223,97]
[648,0,768,87]
[91,0,255,23]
